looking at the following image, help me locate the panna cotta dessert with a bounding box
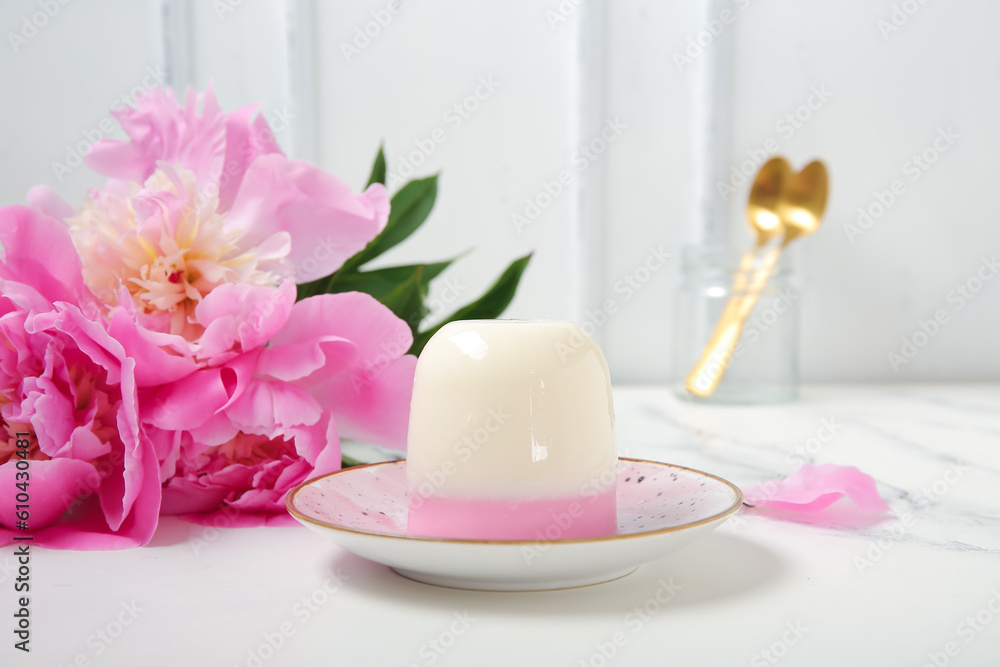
[406,320,618,540]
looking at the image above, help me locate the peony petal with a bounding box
[161,477,237,516]
[194,280,296,359]
[15,432,164,550]
[144,365,242,430]
[98,358,144,532]
[147,427,181,481]
[106,307,199,387]
[68,426,113,461]
[86,84,226,188]
[226,379,322,435]
[0,497,138,550]
[256,337,357,383]
[84,139,150,184]
[225,155,389,282]
[313,355,416,450]
[227,458,312,514]
[56,304,129,383]
[188,413,240,448]
[27,184,75,221]
[24,379,76,458]
[217,106,285,213]
[0,206,88,307]
[742,464,893,526]
[0,459,98,530]
[275,292,415,449]
[269,291,412,361]
[308,415,341,477]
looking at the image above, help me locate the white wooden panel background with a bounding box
[0,0,996,382]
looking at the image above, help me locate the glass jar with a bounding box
[672,245,800,404]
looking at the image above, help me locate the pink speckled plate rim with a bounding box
[286,457,743,545]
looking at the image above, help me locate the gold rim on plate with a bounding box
[286,457,744,545]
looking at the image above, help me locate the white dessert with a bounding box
[406,320,618,539]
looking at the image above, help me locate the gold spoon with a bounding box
[685,159,828,397]
[721,157,791,313]
[684,157,790,396]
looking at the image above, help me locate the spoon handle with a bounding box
[684,246,782,397]
[694,247,758,374]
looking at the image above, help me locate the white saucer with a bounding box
[286,457,742,591]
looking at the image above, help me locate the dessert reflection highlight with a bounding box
[405,320,618,540]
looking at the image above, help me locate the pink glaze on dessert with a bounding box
[407,488,617,540]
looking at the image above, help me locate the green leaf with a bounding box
[341,454,366,468]
[327,255,461,300]
[380,266,429,331]
[339,175,438,274]
[410,253,532,355]
[296,276,324,301]
[296,272,338,301]
[366,144,386,188]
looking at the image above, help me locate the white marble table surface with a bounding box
[4,384,1000,667]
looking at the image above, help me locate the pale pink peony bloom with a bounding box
[68,166,293,340]
[85,84,241,202]
[73,84,390,342]
[0,206,161,548]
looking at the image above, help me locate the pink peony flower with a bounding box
[147,289,416,526]
[0,206,161,548]
[65,84,390,341]
[2,85,418,542]
[84,84,267,210]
